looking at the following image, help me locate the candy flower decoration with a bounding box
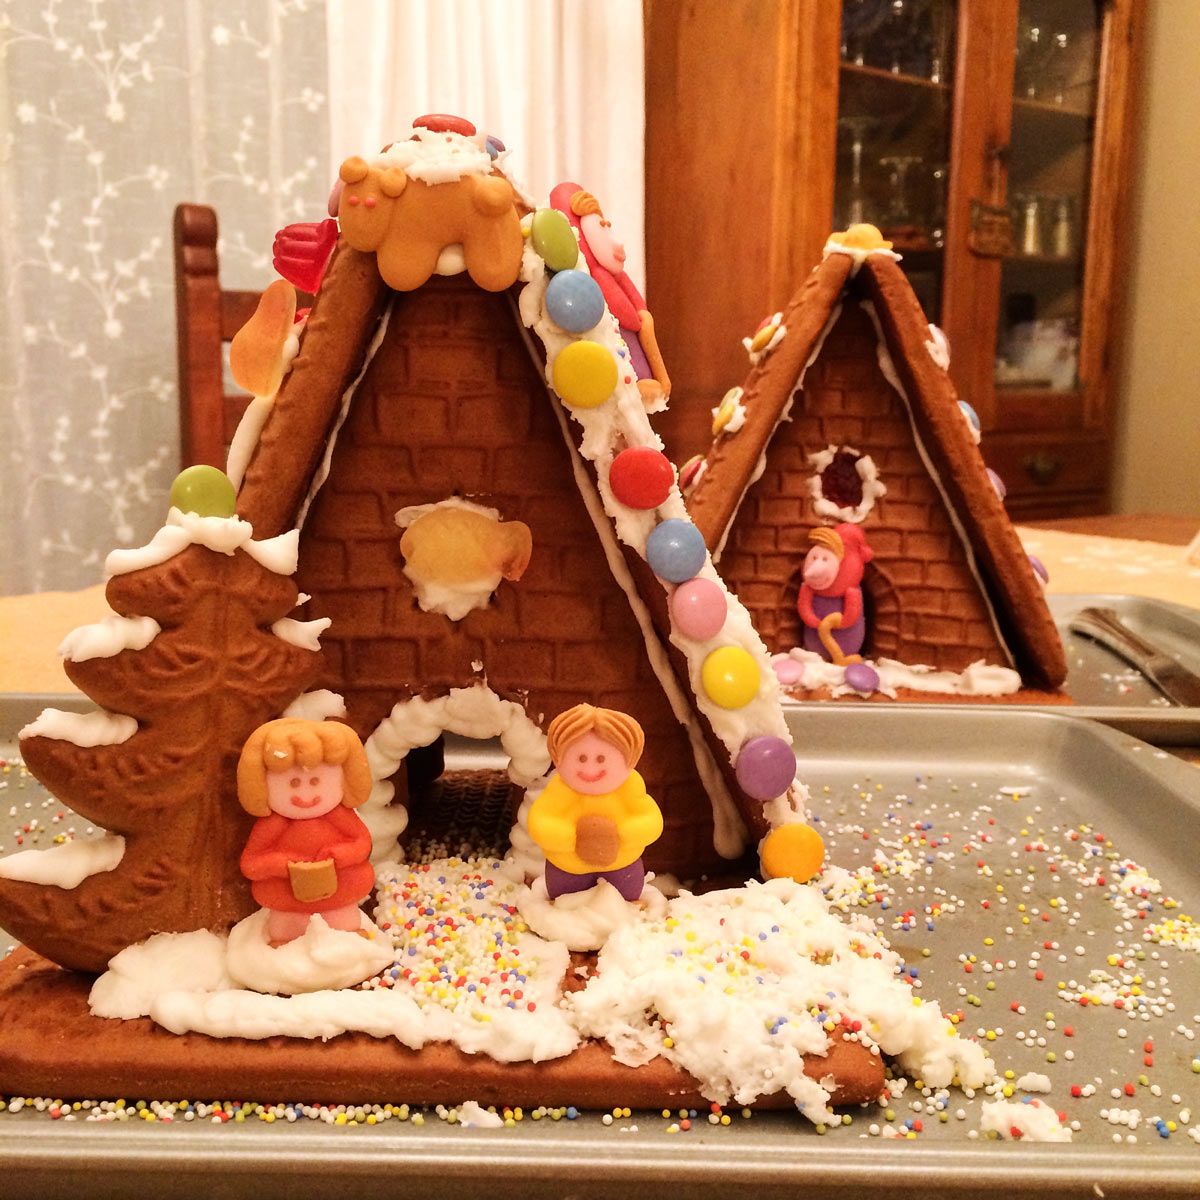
[527,705,663,902]
[169,465,237,519]
[237,718,375,946]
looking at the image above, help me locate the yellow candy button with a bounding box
[760,823,825,883]
[552,341,618,409]
[701,646,760,709]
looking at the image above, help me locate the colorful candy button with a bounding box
[669,577,727,641]
[169,465,237,519]
[711,386,744,435]
[530,208,578,272]
[844,661,880,693]
[678,455,706,493]
[987,467,1007,501]
[552,341,618,408]
[701,646,760,709]
[412,113,477,136]
[759,823,825,883]
[645,519,706,583]
[958,399,981,433]
[545,269,606,333]
[1029,554,1050,585]
[609,447,675,510]
[735,735,796,800]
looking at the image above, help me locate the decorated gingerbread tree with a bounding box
[0,469,323,972]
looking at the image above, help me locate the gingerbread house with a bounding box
[221,123,807,884]
[682,227,1067,700]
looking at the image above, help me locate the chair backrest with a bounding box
[173,203,268,470]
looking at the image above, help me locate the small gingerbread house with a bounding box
[683,228,1067,699]
[227,120,802,882]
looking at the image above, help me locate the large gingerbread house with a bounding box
[682,227,1067,700]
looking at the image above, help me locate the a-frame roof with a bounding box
[685,243,1067,691]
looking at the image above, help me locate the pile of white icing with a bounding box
[773,649,1022,699]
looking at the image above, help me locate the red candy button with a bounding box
[412,113,477,137]
[609,447,675,510]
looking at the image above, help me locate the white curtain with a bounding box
[3,0,644,596]
[326,0,645,285]
[1,0,329,595]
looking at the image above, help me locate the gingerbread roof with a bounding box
[227,149,809,881]
[684,239,1067,692]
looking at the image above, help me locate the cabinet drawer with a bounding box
[980,436,1109,499]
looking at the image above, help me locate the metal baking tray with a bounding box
[784,593,1200,745]
[2,700,1199,1198]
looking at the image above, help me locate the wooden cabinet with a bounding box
[644,0,1143,518]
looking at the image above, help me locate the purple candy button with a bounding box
[1029,554,1050,585]
[844,662,880,693]
[735,735,797,800]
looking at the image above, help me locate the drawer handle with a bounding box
[1022,453,1062,486]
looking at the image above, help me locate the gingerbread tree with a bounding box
[0,482,323,973]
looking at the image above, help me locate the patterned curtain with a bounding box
[1,0,329,594]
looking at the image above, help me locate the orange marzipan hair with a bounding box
[569,189,604,220]
[546,703,644,770]
[237,718,372,816]
[808,526,845,559]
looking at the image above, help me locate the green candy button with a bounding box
[169,465,237,518]
[530,208,579,272]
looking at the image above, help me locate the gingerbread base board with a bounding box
[0,945,883,1109]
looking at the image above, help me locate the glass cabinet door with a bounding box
[995,0,1104,395]
[834,0,958,320]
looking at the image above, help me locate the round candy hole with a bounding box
[169,465,237,519]
[700,646,761,710]
[545,270,606,334]
[735,735,796,800]
[670,577,727,641]
[552,341,618,409]
[645,519,707,584]
[530,208,579,272]
[609,447,675,510]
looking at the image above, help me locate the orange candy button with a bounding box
[759,823,825,883]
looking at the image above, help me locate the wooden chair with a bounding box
[173,204,315,470]
[172,203,266,469]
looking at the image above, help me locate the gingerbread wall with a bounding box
[717,302,1007,672]
[295,276,727,876]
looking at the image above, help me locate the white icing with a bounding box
[104,509,299,578]
[227,395,274,492]
[1015,1071,1053,1093]
[822,238,902,272]
[774,649,1022,698]
[569,877,991,1123]
[224,910,394,995]
[433,243,467,276]
[455,1101,505,1128]
[58,615,160,662]
[271,615,331,651]
[361,685,551,861]
[0,834,124,888]
[516,875,670,953]
[393,497,510,621]
[90,929,234,1018]
[806,444,887,524]
[282,689,348,722]
[925,323,951,371]
[374,126,495,185]
[20,707,137,747]
[981,1097,1072,1142]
